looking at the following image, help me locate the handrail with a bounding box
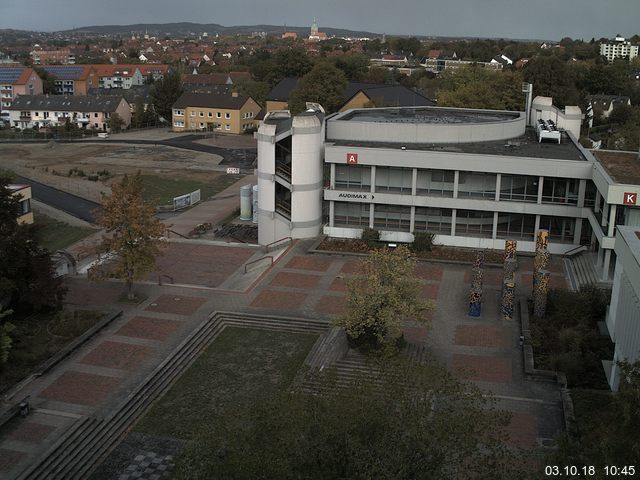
[158,274,174,285]
[564,244,588,257]
[244,256,273,273]
[263,236,292,253]
[166,229,189,239]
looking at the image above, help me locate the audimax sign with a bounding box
[337,192,374,200]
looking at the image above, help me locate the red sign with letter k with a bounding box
[624,192,637,205]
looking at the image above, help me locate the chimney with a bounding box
[231,91,239,98]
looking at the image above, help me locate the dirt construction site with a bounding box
[0,142,232,202]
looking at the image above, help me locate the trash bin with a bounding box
[19,400,30,418]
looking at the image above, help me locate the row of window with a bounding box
[334,165,580,205]
[333,202,576,242]
[176,110,256,119]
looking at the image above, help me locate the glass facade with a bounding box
[539,215,575,243]
[335,165,371,191]
[414,207,452,234]
[455,209,494,237]
[500,175,539,203]
[496,213,536,240]
[541,178,578,205]
[457,172,497,199]
[373,204,411,231]
[375,167,412,194]
[416,169,454,197]
[334,202,370,227]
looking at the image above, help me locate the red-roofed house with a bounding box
[0,65,43,113]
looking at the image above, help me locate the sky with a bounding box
[1,0,639,41]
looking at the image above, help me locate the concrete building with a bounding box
[605,225,640,391]
[7,95,131,131]
[257,101,640,285]
[30,48,75,65]
[41,65,95,96]
[0,65,43,113]
[8,184,33,225]
[600,36,639,62]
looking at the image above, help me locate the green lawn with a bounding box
[34,214,96,252]
[0,310,104,393]
[139,174,242,207]
[134,327,318,440]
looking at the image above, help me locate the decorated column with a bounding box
[501,274,516,321]
[534,270,550,318]
[468,251,484,317]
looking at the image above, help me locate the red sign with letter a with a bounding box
[346,153,358,165]
[624,192,637,205]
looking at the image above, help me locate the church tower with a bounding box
[311,18,319,36]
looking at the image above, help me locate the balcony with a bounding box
[19,115,31,121]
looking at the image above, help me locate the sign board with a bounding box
[227,167,241,174]
[172,189,202,211]
[623,192,637,205]
[346,153,358,165]
[337,192,374,200]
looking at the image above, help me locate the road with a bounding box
[16,176,102,223]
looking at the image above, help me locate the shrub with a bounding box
[413,232,435,252]
[360,227,380,248]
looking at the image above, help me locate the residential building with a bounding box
[257,99,640,288]
[172,92,261,133]
[419,55,503,73]
[91,65,144,89]
[588,95,631,119]
[0,65,43,113]
[604,225,640,391]
[282,32,298,40]
[600,35,639,62]
[370,54,409,67]
[8,184,33,225]
[41,65,96,95]
[264,78,435,113]
[7,94,131,131]
[30,48,75,65]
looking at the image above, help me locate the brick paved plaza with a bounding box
[0,238,568,478]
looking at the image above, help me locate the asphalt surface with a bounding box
[16,175,102,223]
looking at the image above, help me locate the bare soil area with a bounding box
[0,143,225,202]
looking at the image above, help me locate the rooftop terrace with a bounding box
[339,107,520,125]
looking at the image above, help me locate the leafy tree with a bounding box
[132,98,146,127]
[332,54,370,81]
[0,299,15,365]
[233,79,271,107]
[150,70,184,121]
[271,48,314,83]
[438,66,524,110]
[412,232,435,252]
[289,62,347,114]
[175,358,525,479]
[0,175,66,311]
[360,227,380,247]
[90,173,166,300]
[33,66,56,95]
[523,56,582,107]
[334,245,432,356]
[107,113,125,133]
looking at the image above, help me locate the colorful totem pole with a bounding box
[501,274,516,321]
[534,270,550,318]
[533,229,550,291]
[468,250,484,317]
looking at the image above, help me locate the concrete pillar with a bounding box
[573,218,583,245]
[453,170,459,199]
[330,163,335,189]
[577,179,586,208]
[329,201,334,227]
[534,215,541,234]
[595,190,601,214]
[450,209,457,237]
[411,168,417,196]
[608,204,617,237]
[601,201,608,227]
[495,173,501,202]
[369,203,375,228]
[537,176,544,204]
[492,211,498,239]
[410,206,415,233]
[370,166,376,194]
[602,249,611,282]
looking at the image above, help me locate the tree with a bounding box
[0,175,66,311]
[523,56,582,107]
[289,62,348,114]
[150,70,184,121]
[33,66,56,95]
[332,54,370,81]
[334,245,432,356]
[107,113,125,133]
[90,173,166,300]
[174,358,524,480]
[132,98,146,128]
[0,305,15,366]
[233,79,271,107]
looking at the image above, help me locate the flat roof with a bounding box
[329,128,586,162]
[338,107,520,125]
[592,150,640,185]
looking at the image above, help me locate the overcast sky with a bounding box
[1,0,638,40]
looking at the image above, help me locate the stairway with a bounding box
[18,312,328,480]
[565,252,599,291]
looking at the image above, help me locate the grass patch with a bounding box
[139,174,242,206]
[134,327,318,440]
[0,309,104,393]
[33,214,96,252]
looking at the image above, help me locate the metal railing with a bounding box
[263,236,292,253]
[564,244,588,257]
[244,255,273,273]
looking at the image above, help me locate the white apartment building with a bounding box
[600,36,639,62]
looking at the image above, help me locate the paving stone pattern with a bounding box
[117,451,174,480]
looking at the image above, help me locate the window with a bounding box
[541,177,578,205]
[335,165,371,191]
[173,120,184,127]
[190,111,196,117]
[225,124,230,130]
[34,112,39,117]
[455,209,494,238]
[496,214,536,240]
[19,199,30,215]
[414,207,452,234]
[199,111,204,117]
[500,175,539,203]
[216,112,221,118]
[225,112,231,119]
[457,172,497,199]
[199,122,204,128]
[373,204,411,231]
[208,112,212,117]
[334,202,370,227]
[375,167,412,194]
[174,109,184,116]
[416,169,454,197]
[539,215,575,243]
[94,113,98,118]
